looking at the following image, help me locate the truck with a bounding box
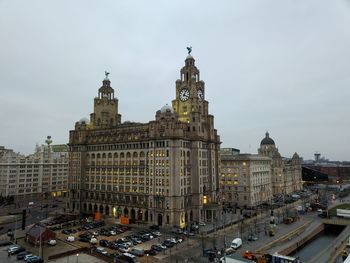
[337,209,350,218]
[231,238,242,249]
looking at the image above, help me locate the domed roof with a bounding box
[261,132,275,146]
[160,104,174,113]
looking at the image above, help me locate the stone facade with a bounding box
[258,132,303,195]
[0,142,68,200]
[68,54,221,227]
[220,151,272,208]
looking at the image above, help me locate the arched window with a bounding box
[126,152,131,158]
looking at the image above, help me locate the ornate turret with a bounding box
[90,72,121,128]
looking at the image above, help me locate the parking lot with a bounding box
[42,215,197,262]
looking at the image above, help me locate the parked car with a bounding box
[0,240,12,247]
[144,249,157,256]
[130,248,144,257]
[17,251,32,260]
[162,240,174,248]
[9,246,25,255]
[7,245,20,253]
[248,235,258,241]
[25,255,38,262]
[48,239,57,246]
[151,244,163,252]
[79,237,90,242]
[27,257,43,263]
[99,240,109,247]
[96,247,108,255]
[66,236,75,242]
[152,231,162,237]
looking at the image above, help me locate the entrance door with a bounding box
[157,213,163,226]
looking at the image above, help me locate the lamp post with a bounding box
[146,253,149,263]
[14,214,18,244]
[76,253,79,263]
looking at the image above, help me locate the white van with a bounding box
[66,236,75,242]
[231,238,242,249]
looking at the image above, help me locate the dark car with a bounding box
[151,245,163,252]
[162,240,174,248]
[99,239,110,247]
[109,242,119,250]
[0,240,12,247]
[79,237,90,243]
[248,235,258,241]
[16,251,32,260]
[27,257,43,263]
[145,249,157,256]
[10,246,26,255]
[79,233,91,238]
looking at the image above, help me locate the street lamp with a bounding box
[146,253,149,263]
[76,253,79,263]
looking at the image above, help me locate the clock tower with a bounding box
[90,72,121,128]
[172,52,215,140]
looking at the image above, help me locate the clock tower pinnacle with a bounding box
[90,72,121,128]
[172,51,215,139]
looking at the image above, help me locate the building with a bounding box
[0,138,68,200]
[302,164,350,183]
[220,151,272,208]
[68,53,221,227]
[25,224,56,245]
[258,132,302,195]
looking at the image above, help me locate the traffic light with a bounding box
[21,209,26,230]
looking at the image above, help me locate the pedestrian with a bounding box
[8,251,10,257]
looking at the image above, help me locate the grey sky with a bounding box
[0,0,349,161]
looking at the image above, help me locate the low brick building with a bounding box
[26,224,56,245]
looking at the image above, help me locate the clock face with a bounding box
[197,89,204,102]
[179,88,190,102]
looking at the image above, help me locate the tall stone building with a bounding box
[220,150,272,208]
[0,139,68,200]
[68,53,221,227]
[258,132,302,195]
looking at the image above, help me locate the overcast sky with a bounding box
[0,0,349,161]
